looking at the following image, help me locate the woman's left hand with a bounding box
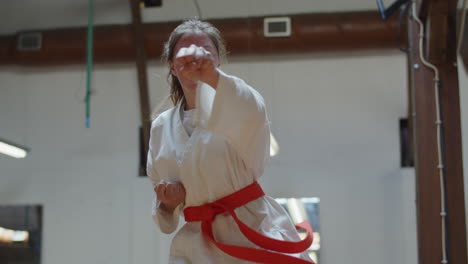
[173,44,220,88]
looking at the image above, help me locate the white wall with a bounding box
[0,50,424,264]
[224,52,415,264]
[0,65,145,263]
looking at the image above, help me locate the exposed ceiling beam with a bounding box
[0,11,399,66]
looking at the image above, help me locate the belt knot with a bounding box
[184,202,226,222]
[180,182,315,263]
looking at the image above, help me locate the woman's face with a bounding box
[170,32,220,93]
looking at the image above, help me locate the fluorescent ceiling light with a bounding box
[12,230,29,242]
[0,140,29,159]
[0,226,30,243]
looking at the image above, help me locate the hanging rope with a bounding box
[85,0,94,128]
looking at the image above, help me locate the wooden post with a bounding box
[129,0,151,175]
[408,0,467,263]
[408,8,442,264]
[432,1,468,263]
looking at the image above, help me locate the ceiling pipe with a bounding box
[0,11,399,66]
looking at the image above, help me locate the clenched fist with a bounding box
[155,181,186,213]
[172,44,220,90]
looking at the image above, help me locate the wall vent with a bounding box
[264,17,291,37]
[17,32,42,51]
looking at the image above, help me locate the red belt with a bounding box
[183,181,315,264]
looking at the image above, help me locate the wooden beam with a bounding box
[437,2,468,264]
[419,0,431,19]
[408,0,467,263]
[408,9,442,263]
[428,1,468,262]
[426,0,449,64]
[0,11,400,66]
[129,0,151,176]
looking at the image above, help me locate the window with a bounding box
[0,205,42,264]
[275,197,320,263]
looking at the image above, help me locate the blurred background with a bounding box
[0,1,467,264]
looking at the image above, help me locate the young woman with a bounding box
[147,19,314,264]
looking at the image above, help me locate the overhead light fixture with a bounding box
[0,226,30,243]
[0,139,29,159]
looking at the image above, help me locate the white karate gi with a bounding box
[147,70,312,263]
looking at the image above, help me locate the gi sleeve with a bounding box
[201,70,271,177]
[146,121,181,234]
